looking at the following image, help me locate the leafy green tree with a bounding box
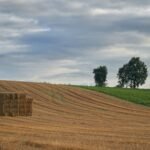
[117,64,129,88]
[117,57,148,88]
[93,66,107,87]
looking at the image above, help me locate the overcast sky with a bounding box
[0,0,150,88]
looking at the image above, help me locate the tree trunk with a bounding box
[133,80,136,89]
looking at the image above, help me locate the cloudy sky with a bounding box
[0,0,150,88]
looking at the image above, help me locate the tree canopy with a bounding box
[117,57,148,88]
[93,66,107,87]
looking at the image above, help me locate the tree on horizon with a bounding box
[117,57,148,88]
[93,66,108,87]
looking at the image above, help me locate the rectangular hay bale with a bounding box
[0,92,33,117]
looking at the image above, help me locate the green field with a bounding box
[79,86,150,107]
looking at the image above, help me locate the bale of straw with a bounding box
[26,97,33,116]
[10,97,19,117]
[0,92,33,117]
[19,98,26,116]
[0,99,4,116]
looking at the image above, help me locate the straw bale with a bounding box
[0,92,33,117]
[26,97,33,116]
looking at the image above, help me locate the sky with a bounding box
[0,0,150,88]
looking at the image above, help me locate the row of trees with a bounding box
[93,57,148,88]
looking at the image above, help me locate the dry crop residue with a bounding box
[0,81,150,150]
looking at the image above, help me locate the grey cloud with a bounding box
[0,0,149,87]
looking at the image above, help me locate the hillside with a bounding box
[79,86,150,106]
[0,81,150,150]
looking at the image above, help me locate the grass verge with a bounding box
[78,86,150,107]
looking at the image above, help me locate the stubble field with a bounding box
[0,81,150,150]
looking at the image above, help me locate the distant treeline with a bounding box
[93,57,148,88]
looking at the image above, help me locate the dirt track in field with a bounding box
[0,81,150,150]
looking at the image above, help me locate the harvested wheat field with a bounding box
[0,81,150,150]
